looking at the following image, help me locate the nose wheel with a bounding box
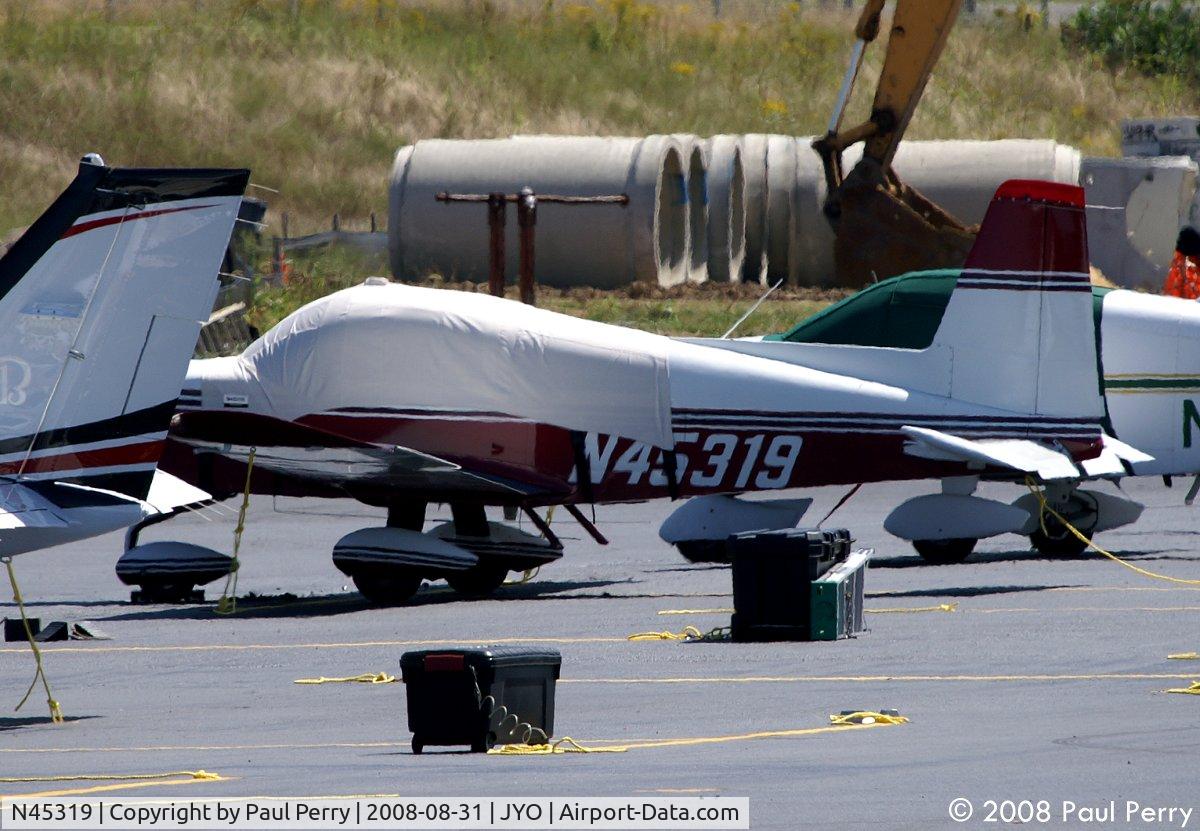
[445,566,509,598]
[912,538,976,564]
[351,570,423,605]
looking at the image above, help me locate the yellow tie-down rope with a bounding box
[1025,477,1200,586]
[294,672,396,685]
[1164,681,1200,696]
[656,603,957,617]
[829,710,909,725]
[489,712,909,755]
[1168,652,1199,660]
[216,448,256,615]
[0,770,222,784]
[3,556,63,723]
[504,567,540,587]
[489,737,625,755]
[627,626,730,642]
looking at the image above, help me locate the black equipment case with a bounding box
[729,528,851,642]
[400,647,561,753]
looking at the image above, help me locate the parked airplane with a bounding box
[674,264,1200,563]
[145,178,1140,603]
[0,155,247,556]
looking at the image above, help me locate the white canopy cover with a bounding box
[210,280,675,449]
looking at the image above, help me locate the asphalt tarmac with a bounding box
[2,477,1200,829]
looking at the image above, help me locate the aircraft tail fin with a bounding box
[0,156,248,500]
[931,179,1104,429]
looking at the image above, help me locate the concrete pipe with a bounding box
[671,134,710,284]
[388,135,689,288]
[739,134,770,284]
[1082,155,1198,290]
[702,135,747,283]
[764,135,800,285]
[792,138,1083,287]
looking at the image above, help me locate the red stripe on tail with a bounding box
[60,205,212,240]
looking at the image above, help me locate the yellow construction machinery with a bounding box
[813,0,977,286]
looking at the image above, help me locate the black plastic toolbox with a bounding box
[3,617,39,641]
[729,528,851,642]
[400,647,561,753]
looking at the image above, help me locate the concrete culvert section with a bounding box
[703,135,747,282]
[764,134,800,285]
[739,134,770,284]
[671,134,710,284]
[792,137,1084,287]
[388,135,688,288]
[386,144,415,286]
[649,136,689,286]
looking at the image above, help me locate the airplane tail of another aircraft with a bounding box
[0,156,249,500]
[930,179,1105,427]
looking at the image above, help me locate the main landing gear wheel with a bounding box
[912,538,977,564]
[1026,489,1097,558]
[1029,517,1089,558]
[470,732,497,754]
[352,571,422,605]
[675,540,731,564]
[446,566,508,598]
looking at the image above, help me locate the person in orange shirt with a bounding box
[1163,226,1200,299]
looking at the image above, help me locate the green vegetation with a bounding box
[249,246,839,337]
[1067,1,1200,85]
[3,0,1196,336]
[3,0,1196,235]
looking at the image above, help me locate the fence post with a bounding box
[517,187,537,306]
[487,192,507,297]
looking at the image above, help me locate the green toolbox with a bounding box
[809,550,871,640]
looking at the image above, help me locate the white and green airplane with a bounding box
[672,198,1200,564]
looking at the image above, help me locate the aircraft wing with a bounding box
[0,484,71,529]
[144,470,214,514]
[901,426,1155,481]
[204,442,544,497]
[170,411,569,499]
[900,425,1089,480]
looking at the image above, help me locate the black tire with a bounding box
[446,566,508,598]
[412,737,424,755]
[1029,520,1089,558]
[351,571,422,605]
[470,732,497,753]
[675,540,730,564]
[912,538,977,564]
[138,582,197,603]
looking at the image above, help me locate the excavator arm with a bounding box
[814,0,977,286]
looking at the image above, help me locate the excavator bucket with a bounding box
[833,160,977,287]
[816,0,974,287]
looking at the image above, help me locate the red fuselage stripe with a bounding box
[0,440,165,475]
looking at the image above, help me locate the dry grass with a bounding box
[2,0,1195,237]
